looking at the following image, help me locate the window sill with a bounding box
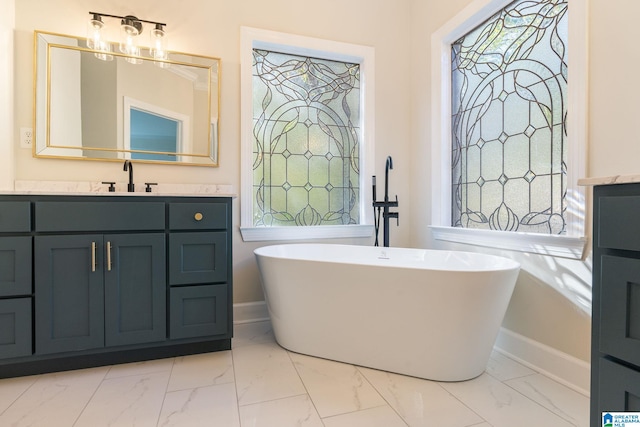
[429,226,587,260]
[240,225,374,242]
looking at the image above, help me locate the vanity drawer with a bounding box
[169,202,228,230]
[35,201,165,232]
[598,195,640,251]
[600,255,640,367]
[0,202,31,232]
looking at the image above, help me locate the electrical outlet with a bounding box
[20,127,33,149]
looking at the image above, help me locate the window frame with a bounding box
[240,27,375,242]
[430,0,588,259]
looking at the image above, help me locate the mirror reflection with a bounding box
[34,31,220,166]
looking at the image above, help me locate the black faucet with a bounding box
[123,160,134,192]
[372,156,399,247]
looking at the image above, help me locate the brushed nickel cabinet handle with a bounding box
[194,212,203,221]
[106,241,112,271]
[91,241,96,272]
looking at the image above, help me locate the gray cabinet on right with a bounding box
[168,202,230,340]
[591,183,640,426]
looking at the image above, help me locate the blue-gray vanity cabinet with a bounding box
[0,194,232,379]
[591,184,640,426]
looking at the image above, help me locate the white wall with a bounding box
[0,0,14,190]
[13,0,413,303]
[588,0,640,178]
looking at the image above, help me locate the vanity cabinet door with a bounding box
[169,284,228,339]
[34,235,105,354]
[104,233,166,347]
[600,255,640,367]
[0,236,32,297]
[0,298,32,359]
[598,357,640,413]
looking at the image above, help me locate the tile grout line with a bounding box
[284,349,326,425]
[432,374,489,426]
[229,347,243,426]
[71,367,110,427]
[497,373,581,426]
[0,374,41,418]
[354,365,410,427]
[154,357,177,427]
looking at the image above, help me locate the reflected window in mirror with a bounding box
[124,96,189,162]
[130,109,178,161]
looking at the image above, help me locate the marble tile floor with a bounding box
[0,321,589,427]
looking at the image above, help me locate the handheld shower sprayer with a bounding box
[384,156,393,202]
[372,156,399,247]
[372,175,377,202]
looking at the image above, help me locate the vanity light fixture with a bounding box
[86,12,168,64]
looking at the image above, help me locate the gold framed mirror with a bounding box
[34,31,220,166]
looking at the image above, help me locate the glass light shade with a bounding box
[119,22,142,64]
[150,25,168,61]
[86,16,112,61]
[86,16,104,49]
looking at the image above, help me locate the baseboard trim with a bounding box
[494,327,590,397]
[233,301,269,324]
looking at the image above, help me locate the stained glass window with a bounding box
[451,0,568,234]
[251,49,361,227]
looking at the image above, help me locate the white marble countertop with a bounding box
[4,180,237,197]
[578,174,640,186]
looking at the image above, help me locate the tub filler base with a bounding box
[255,244,520,382]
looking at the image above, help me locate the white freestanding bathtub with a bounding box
[254,243,520,381]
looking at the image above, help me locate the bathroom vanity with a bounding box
[0,193,232,378]
[591,181,640,426]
